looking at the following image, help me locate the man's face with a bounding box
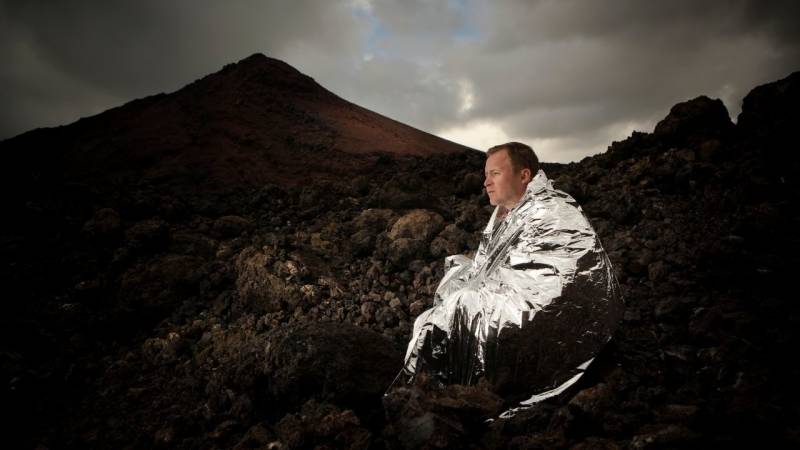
[484,149,531,209]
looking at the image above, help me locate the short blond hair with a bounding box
[487,142,539,174]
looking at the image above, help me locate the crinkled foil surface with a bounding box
[394,170,624,417]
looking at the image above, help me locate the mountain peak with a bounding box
[225,53,312,81]
[187,52,324,100]
[1,55,474,195]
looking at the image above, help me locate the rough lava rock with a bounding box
[383,375,504,450]
[264,321,403,418]
[653,95,734,145]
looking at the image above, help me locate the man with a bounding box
[395,142,623,414]
[484,141,535,217]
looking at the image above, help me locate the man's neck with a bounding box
[497,206,510,221]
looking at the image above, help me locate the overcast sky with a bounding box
[1,0,799,162]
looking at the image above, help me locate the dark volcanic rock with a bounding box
[738,71,800,138]
[264,321,402,416]
[234,246,290,313]
[383,376,504,450]
[273,400,371,450]
[430,224,470,258]
[388,209,445,242]
[379,209,446,266]
[654,95,734,145]
[81,207,122,241]
[213,215,254,238]
[125,217,170,253]
[737,71,800,172]
[119,253,207,310]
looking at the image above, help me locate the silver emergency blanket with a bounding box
[394,169,623,415]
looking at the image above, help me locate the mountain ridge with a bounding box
[1,53,475,194]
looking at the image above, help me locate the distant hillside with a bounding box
[0,53,474,194]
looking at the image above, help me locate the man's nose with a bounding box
[484,177,491,187]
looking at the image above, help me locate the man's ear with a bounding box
[521,168,532,183]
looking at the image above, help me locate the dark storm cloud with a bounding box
[334,56,463,130]
[434,0,799,157]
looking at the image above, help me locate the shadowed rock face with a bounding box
[264,321,402,418]
[738,71,800,137]
[2,57,799,449]
[653,95,734,146]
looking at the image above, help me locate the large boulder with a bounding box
[388,209,445,242]
[234,246,289,313]
[82,207,122,241]
[118,253,207,310]
[349,209,399,255]
[737,71,800,169]
[350,208,398,234]
[383,376,504,450]
[738,71,800,137]
[430,224,470,258]
[272,400,371,450]
[125,217,170,254]
[654,96,733,145]
[374,209,447,267]
[212,215,254,239]
[264,322,403,417]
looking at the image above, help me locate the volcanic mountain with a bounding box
[1,53,473,195]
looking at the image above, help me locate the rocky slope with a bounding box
[1,56,798,449]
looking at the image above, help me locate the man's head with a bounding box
[484,142,539,209]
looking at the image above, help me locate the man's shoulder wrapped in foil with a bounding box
[394,169,624,417]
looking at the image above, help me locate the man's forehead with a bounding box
[485,149,512,169]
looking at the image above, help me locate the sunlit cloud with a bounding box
[457,78,475,114]
[438,120,510,152]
